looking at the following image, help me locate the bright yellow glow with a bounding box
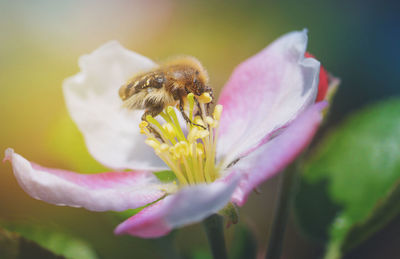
[141,96,222,186]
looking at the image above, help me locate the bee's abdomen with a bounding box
[119,72,165,100]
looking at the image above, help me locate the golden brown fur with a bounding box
[119,56,212,123]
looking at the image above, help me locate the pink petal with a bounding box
[63,41,168,171]
[217,30,320,167]
[114,199,171,238]
[228,102,327,206]
[114,176,239,238]
[3,149,175,212]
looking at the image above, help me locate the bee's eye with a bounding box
[193,78,198,84]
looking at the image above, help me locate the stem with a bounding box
[152,231,181,259]
[265,162,298,259]
[324,240,342,259]
[202,214,229,259]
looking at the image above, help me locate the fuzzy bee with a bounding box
[119,56,213,126]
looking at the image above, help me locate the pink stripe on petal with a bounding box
[31,164,149,189]
[217,30,320,167]
[4,149,174,212]
[229,102,327,206]
[115,176,239,238]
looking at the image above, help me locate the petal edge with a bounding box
[229,102,327,206]
[4,149,173,212]
[217,30,320,167]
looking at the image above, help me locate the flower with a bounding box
[3,30,335,238]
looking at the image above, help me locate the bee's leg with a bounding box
[205,88,214,115]
[179,99,206,129]
[195,88,214,118]
[142,107,164,141]
[194,99,202,118]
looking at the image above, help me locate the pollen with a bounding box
[139,94,222,186]
[139,121,149,134]
[198,92,212,104]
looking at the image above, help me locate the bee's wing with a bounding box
[120,70,167,109]
[121,90,149,110]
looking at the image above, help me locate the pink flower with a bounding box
[4,30,333,238]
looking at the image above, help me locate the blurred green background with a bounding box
[1,0,399,258]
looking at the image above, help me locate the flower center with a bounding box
[139,93,223,186]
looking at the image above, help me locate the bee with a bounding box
[119,56,213,128]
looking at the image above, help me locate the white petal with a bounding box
[63,41,167,171]
[164,177,239,228]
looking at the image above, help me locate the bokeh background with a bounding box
[1,0,399,258]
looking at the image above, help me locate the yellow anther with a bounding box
[163,123,176,139]
[178,141,190,156]
[198,92,212,103]
[187,127,199,143]
[145,138,160,149]
[194,116,206,128]
[160,143,169,152]
[188,127,210,143]
[170,141,189,160]
[155,143,169,155]
[205,116,219,128]
[213,104,223,121]
[205,116,214,125]
[169,146,180,160]
[198,129,209,139]
[139,121,148,128]
[139,121,149,134]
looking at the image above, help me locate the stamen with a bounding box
[194,116,206,128]
[145,138,160,150]
[163,123,177,143]
[213,105,223,121]
[146,115,172,143]
[198,92,212,104]
[139,94,223,186]
[139,121,149,134]
[187,93,195,121]
[167,106,186,141]
[187,127,209,143]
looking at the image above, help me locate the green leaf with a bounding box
[0,227,64,259]
[192,249,212,259]
[0,221,98,259]
[294,99,400,259]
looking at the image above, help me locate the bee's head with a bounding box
[188,70,208,96]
